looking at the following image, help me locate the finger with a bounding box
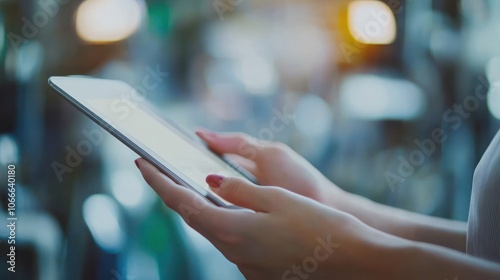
[136,158,199,208]
[136,159,260,245]
[195,128,263,160]
[206,175,276,212]
[226,154,258,175]
[136,159,222,228]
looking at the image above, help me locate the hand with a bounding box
[135,158,406,280]
[195,129,344,207]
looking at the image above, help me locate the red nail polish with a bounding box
[135,159,140,169]
[206,175,224,188]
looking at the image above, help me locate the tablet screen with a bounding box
[85,98,246,205]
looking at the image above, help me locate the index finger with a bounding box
[135,158,248,234]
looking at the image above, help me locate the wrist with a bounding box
[362,233,419,279]
[357,232,500,279]
[324,215,417,279]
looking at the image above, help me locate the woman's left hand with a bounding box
[135,158,406,280]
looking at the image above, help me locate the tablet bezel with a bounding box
[49,76,254,208]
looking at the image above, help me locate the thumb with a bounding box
[206,175,274,212]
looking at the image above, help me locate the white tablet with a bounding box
[49,76,255,208]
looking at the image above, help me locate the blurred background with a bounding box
[0,0,499,279]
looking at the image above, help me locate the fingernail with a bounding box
[135,159,140,169]
[206,174,224,188]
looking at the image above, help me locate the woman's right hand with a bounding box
[196,129,345,207]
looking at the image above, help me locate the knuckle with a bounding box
[265,142,289,155]
[266,186,285,197]
[220,178,240,197]
[264,187,289,204]
[210,217,243,245]
[182,215,195,227]
[181,214,203,232]
[214,226,242,245]
[235,133,262,149]
[234,133,251,144]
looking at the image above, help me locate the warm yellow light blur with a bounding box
[348,0,397,45]
[75,0,142,44]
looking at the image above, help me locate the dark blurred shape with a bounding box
[0,82,16,133]
[0,243,37,280]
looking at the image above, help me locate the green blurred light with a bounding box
[147,2,172,37]
[140,206,172,253]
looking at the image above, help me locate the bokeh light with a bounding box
[75,0,143,44]
[348,0,397,45]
